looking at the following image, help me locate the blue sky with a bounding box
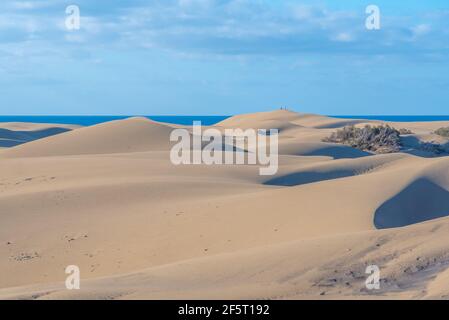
[1,0,449,115]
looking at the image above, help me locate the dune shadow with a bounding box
[0,127,71,148]
[279,143,372,159]
[400,135,449,158]
[0,139,25,147]
[265,169,355,187]
[304,145,371,159]
[374,178,449,229]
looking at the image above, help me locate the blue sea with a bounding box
[0,116,231,126]
[0,115,449,126]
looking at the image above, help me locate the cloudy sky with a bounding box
[1,0,449,115]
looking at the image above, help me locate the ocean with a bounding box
[0,116,231,126]
[0,115,449,126]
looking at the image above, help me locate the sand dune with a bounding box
[278,141,371,159]
[291,114,376,129]
[374,157,449,228]
[1,110,449,300]
[0,123,78,148]
[217,110,303,128]
[2,215,449,300]
[0,117,175,158]
[217,110,373,130]
[265,153,406,186]
[0,122,79,131]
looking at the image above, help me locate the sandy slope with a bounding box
[1,111,449,300]
[0,122,79,148]
[0,122,79,131]
[1,117,175,157]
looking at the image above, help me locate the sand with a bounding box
[0,110,449,300]
[0,122,79,148]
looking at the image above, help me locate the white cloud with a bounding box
[333,32,354,42]
[64,33,85,43]
[0,0,447,59]
[411,24,431,37]
[10,0,52,10]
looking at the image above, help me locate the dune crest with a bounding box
[1,117,176,157]
[1,110,449,300]
[0,123,78,148]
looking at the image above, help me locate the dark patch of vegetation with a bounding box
[323,125,401,154]
[435,127,449,138]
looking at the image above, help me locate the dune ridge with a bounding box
[0,122,79,148]
[1,110,449,300]
[0,117,175,157]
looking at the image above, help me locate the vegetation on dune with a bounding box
[399,128,414,135]
[323,125,402,154]
[435,127,449,138]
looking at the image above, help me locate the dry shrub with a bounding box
[435,127,449,138]
[324,125,401,153]
[399,128,413,135]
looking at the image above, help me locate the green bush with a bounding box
[323,125,401,153]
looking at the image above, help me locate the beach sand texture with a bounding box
[1,110,449,299]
